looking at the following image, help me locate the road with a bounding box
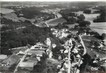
[44,12,62,27]
[68,40,73,73]
[44,12,88,73]
[79,35,87,55]
[81,35,106,59]
[44,12,73,73]
[13,12,62,73]
[14,48,31,73]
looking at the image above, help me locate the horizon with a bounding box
[0,0,106,2]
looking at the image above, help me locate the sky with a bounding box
[0,0,106,2]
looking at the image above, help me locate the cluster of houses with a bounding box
[50,28,85,73]
[0,38,51,72]
[51,28,70,39]
[16,42,47,71]
[0,36,59,73]
[0,26,106,73]
[51,27,106,73]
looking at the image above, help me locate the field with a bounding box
[47,17,66,26]
[75,11,106,34]
[0,8,14,14]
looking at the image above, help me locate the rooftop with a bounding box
[0,55,7,60]
[19,61,37,68]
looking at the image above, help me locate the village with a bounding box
[0,2,106,73]
[0,25,106,73]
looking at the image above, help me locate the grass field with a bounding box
[0,8,14,14]
[47,17,66,26]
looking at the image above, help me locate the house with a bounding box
[46,58,61,67]
[11,46,28,54]
[19,62,37,70]
[28,49,45,57]
[1,54,19,70]
[16,51,25,59]
[19,57,38,71]
[0,55,7,60]
[45,38,51,47]
[30,42,47,50]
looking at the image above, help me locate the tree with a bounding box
[101,33,106,40]
[63,16,77,24]
[78,21,91,27]
[77,14,85,21]
[83,9,91,14]
[90,31,101,39]
[24,20,31,24]
[61,12,77,24]
[69,12,77,17]
[93,7,106,22]
[68,17,77,24]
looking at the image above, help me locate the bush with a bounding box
[77,14,85,21]
[78,21,91,27]
[101,33,106,40]
[83,9,91,14]
[68,17,77,24]
[93,8,106,22]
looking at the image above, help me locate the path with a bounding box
[79,35,87,55]
[14,48,31,73]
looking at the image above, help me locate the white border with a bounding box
[0,0,106,2]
